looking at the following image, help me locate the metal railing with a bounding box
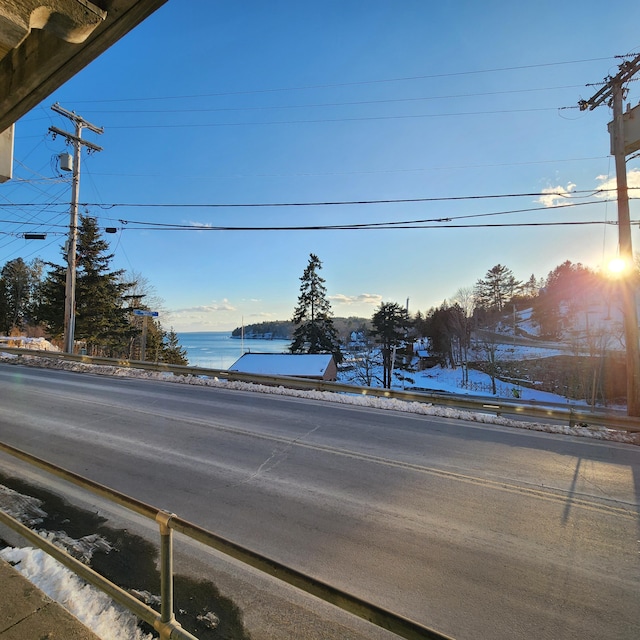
[0,441,454,640]
[2,345,640,433]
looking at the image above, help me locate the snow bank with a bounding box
[0,546,154,640]
[2,351,637,445]
[0,336,60,351]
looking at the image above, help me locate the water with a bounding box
[177,331,290,370]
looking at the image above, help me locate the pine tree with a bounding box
[35,215,137,355]
[424,303,468,368]
[290,254,342,363]
[474,264,521,312]
[371,301,410,388]
[161,327,188,365]
[0,258,41,333]
[33,261,66,338]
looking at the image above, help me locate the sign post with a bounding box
[133,310,159,361]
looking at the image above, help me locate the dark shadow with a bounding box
[0,472,252,640]
[561,457,582,525]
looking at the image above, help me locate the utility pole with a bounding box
[49,103,103,354]
[579,54,640,416]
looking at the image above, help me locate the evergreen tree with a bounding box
[32,260,66,338]
[290,253,342,362]
[371,301,410,388]
[413,310,428,337]
[0,258,41,333]
[161,327,188,365]
[35,215,137,355]
[424,302,468,369]
[474,264,521,312]
[521,273,542,300]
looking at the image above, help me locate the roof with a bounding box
[229,353,335,378]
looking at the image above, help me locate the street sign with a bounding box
[133,309,159,317]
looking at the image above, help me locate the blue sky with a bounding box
[2,1,640,332]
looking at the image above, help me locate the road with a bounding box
[0,362,639,640]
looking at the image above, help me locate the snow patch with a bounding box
[0,547,154,640]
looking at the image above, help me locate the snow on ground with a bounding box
[0,335,60,351]
[345,346,569,405]
[1,546,154,640]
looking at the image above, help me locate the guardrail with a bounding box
[2,345,640,433]
[0,441,454,640]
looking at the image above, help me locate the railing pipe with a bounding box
[0,440,158,521]
[168,514,453,640]
[0,508,198,640]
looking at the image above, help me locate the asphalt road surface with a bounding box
[0,362,638,640]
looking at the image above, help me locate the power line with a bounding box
[0,187,631,210]
[53,156,611,180]
[0,197,618,230]
[79,84,586,115]
[81,201,627,232]
[103,107,564,129]
[81,189,635,208]
[101,219,626,233]
[64,56,615,105]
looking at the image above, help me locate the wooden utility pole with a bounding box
[49,103,103,354]
[579,54,640,415]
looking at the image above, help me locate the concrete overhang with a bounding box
[0,0,167,133]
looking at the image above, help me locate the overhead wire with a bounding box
[0,135,71,261]
[1,198,627,235]
[97,200,621,233]
[64,156,611,181]
[4,53,635,262]
[0,187,631,211]
[62,56,614,104]
[102,107,565,129]
[82,187,633,208]
[76,83,586,115]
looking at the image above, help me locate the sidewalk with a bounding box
[0,559,100,640]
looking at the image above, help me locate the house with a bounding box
[229,353,338,381]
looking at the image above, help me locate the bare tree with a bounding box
[451,287,474,384]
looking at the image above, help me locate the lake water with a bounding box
[177,331,290,370]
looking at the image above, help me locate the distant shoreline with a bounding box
[230,335,290,341]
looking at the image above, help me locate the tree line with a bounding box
[289,254,630,392]
[0,215,187,364]
[3,236,628,388]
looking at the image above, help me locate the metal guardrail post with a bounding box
[0,506,199,640]
[0,507,160,628]
[156,510,176,637]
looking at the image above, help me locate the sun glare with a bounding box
[607,257,627,277]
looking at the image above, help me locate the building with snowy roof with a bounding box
[229,353,338,381]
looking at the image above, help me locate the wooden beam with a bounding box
[0,0,168,132]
